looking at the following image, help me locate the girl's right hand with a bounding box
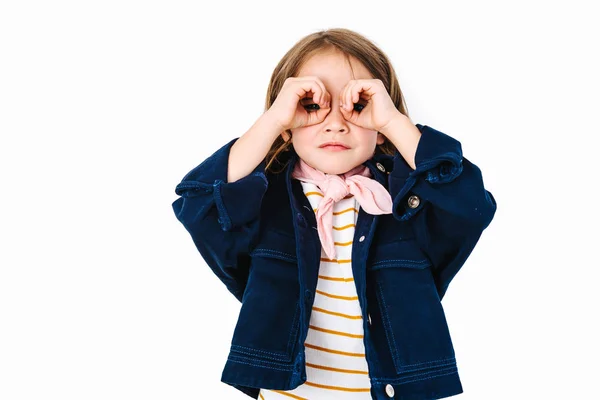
[266,77,332,132]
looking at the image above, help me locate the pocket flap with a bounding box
[249,229,297,263]
[368,239,431,270]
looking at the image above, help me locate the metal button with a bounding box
[359,235,365,242]
[376,162,386,172]
[407,195,420,208]
[385,384,395,397]
[368,313,372,325]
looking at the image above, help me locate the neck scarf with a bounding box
[292,158,393,259]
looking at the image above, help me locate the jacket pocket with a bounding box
[229,230,301,365]
[366,239,457,375]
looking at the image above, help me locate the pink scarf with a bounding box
[292,158,393,259]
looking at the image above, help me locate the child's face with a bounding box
[284,49,385,175]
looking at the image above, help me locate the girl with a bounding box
[172,28,496,400]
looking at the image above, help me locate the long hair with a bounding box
[263,28,411,174]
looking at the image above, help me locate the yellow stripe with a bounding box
[315,289,358,300]
[318,275,354,282]
[333,207,359,215]
[304,381,370,392]
[333,223,355,230]
[306,362,368,375]
[304,342,365,357]
[333,240,353,246]
[305,191,324,197]
[320,258,351,264]
[259,393,265,400]
[312,306,362,319]
[309,324,364,338]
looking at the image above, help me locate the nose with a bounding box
[324,101,349,133]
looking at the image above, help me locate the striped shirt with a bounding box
[259,181,371,399]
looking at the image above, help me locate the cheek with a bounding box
[360,130,381,145]
[289,128,316,143]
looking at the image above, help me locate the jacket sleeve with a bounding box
[388,124,497,301]
[171,138,268,302]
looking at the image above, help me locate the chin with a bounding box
[300,151,364,175]
[315,163,356,175]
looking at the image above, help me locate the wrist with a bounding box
[379,112,411,136]
[262,109,287,136]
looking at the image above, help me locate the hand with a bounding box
[266,76,332,132]
[338,79,403,133]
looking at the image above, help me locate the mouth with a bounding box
[319,142,350,150]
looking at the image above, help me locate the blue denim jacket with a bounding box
[172,124,497,399]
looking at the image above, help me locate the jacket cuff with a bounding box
[174,138,268,231]
[389,124,464,221]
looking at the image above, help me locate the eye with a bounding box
[354,103,365,112]
[303,103,320,112]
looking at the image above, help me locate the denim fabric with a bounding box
[172,124,497,399]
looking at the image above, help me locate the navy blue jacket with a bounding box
[172,124,497,399]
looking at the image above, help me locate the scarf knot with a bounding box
[321,175,351,202]
[292,158,393,259]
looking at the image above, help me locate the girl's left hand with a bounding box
[338,79,403,133]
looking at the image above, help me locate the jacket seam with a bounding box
[230,345,291,361]
[250,248,297,263]
[394,355,456,369]
[373,365,458,385]
[227,354,295,371]
[286,303,300,356]
[393,357,457,375]
[371,258,430,270]
[212,179,232,231]
[376,280,401,373]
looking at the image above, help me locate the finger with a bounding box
[348,80,360,111]
[351,80,371,109]
[342,80,357,112]
[339,83,347,112]
[347,80,362,112]
[297,81,317,104]
[307,76,328,107]
[339,81,348,111]
[314,80,331,110]
[294,77,324,106]
[315,77,331,108]
[351,81,362,105]
[355,80,375,102]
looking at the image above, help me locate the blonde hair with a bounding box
[263,28,411,174]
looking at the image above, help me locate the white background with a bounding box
[1,1,598,399]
